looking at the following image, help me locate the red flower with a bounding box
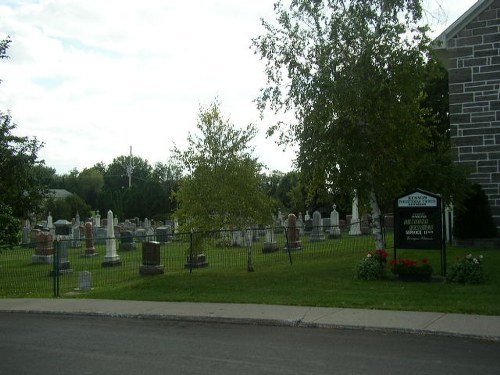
[376,249,388,258]
[389,258,397,265]
[421,258,429,263]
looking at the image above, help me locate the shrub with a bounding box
[447,254,485,284]
[453,184,497,239]
[356,249,388,280]
[389,258,433,281]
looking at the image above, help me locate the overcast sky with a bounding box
[0,0,478,175]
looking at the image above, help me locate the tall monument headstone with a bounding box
[102,210,122,267]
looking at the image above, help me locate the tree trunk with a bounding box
[245,229,255,272]
[370,191,385,251]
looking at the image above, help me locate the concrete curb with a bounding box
[1,299,499,342]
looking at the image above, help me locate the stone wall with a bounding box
[446,0,500,226]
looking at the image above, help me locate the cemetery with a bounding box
[1,197,499,316]
[2,203,388,296]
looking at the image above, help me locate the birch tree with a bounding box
[253,0,432,250]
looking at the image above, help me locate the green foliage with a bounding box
[0,202,19,246]
[253,0,432,209]
[1,38,46,244]
[453,184,498,239]
[173,100,273,231]
[45,194,92,221]
[405,57,470,206]
[447,254,485,285]
[356,249,388,280]
[390,258,433,281]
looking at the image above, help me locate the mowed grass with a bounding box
[1,231,499,315]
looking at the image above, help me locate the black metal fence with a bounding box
[1,220,390,298]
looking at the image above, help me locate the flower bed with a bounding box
[389,258,433,282]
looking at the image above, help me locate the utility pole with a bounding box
[126,146,134,189]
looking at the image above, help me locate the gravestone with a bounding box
[155,226,171,244]
[329,204,341,238]
[95,210,101,227]
[83,222,98,257]
[51,219,73,275]
[47,212,55,236]
[78,271,92,291]
[135,228,147,243]
[94,227,108,244]
[263,226,278,253]
[29,228,40,248]
[139,241,164,275]
[297,212,304,235]
[119,230,136,251]
[349,192,362,236]
[22,220,30,245]
[310,211,325,242]
[71,219,81,248]
[102,210,122,267]
[32,230,54,263]
[285,213,302,251]
[232,230,245,247]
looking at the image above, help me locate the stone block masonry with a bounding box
[446,0,500,226]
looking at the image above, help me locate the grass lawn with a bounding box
[82,247,500,315]
[1,232,499,315]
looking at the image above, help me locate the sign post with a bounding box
[394,189,446,276]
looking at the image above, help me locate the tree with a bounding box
[45,194,92,222]
[173,101,273,232]
[405,56,470,206]
[253,0,433,249]
[1,38,47,245]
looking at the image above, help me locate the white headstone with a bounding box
[349,192,362,235]
[78,271,92,291]
[95,210,101,227]
[330,204,341,237]
[104,210,120,262]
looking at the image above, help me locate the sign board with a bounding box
[395,189,443,250]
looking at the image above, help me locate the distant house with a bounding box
[433,0,500,227]
[47,189,73,200]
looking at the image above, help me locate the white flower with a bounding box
[473,258,479,264]
[366,253,372,258]
[466,254,472,259]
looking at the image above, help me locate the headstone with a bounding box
[135,228,147,242]
[285,213,302,251]
[155,226,171,244]
[94,227,107,244]
[232,230,244,247]
[83,222,98,257]
[95,210,101,227]
[75,212,80,226]
[102,210,122,267]
[29,228,40,248]
[52,219,73,274]
[119,230,136,250]
[47,212,55,237]
[310,211,325,242]
[304,210,310,221]
[297,212,304,235]
[263,226,278,253]
[78,271,92,291]
[139,241,164,275]
[349,192,362,236]
[22,220,30,245]
[32,231,54,263]
[329,204,341,238]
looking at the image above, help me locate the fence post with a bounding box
[284,226,292,265]
[52,238,60,297]
[189,230,193,274]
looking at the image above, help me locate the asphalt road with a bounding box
[1,313,499,375]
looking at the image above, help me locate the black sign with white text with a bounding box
[395,190,443,249]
